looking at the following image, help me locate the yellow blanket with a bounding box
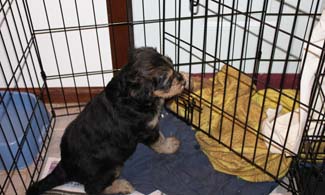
[169,65,297,182]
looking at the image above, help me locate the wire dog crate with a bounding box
[1,0,325,194]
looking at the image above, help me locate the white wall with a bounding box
[0,0,112,88]
[1,0,324,89]
[28,0,112,87]
[0,0,38,88]
[132,0,324,74]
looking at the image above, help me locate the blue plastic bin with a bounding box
[0,91,50,170]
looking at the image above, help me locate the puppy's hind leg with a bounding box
[103,166,134,194]
[103,179,135,194]
[84,167,134,195]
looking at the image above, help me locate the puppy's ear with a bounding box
[127,48,138,65]
[129,77,154,99]
[128,47,158,65]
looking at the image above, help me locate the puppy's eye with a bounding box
[155,74,169,90]
[158,75,165,82]
[155,74,166,87]
[161,77,173,90]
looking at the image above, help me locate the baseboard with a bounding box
[193,73,299,90]
[44,87,104,103]
[0,87,104,104]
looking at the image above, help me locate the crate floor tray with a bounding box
[0,91,50,170]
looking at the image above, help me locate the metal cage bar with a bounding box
[1,0,325,194]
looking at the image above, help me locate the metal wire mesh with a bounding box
[1,0,325,194]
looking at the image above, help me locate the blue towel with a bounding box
[121,109,277,195]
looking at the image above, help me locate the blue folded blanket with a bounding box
[121,109,277,195]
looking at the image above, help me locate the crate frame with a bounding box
[1,0,325,194]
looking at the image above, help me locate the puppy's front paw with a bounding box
[163,136,180,154]
[152,136,180,154]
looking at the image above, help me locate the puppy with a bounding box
[26,47,186,195]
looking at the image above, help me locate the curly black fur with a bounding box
[26,47,185,195]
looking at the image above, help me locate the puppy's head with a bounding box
[121,47,186,99]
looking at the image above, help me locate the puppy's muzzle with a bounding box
[178,72,191,90]
[176,73,186,87]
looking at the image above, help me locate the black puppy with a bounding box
[26,47,186,195]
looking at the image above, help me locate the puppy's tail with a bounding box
[26,161,68,195]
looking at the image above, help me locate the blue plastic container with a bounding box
[0,91,50,170]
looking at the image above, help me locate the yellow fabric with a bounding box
[169,65,296,182]
[252,89,299,114]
